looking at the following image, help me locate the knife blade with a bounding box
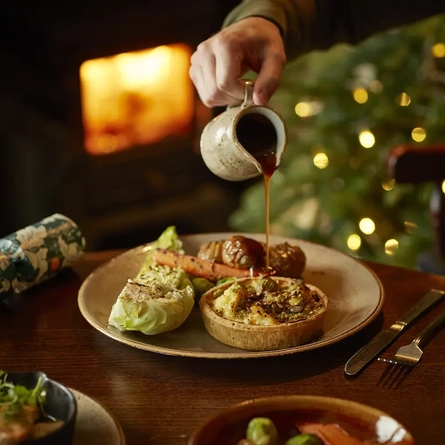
[344,288,445,376]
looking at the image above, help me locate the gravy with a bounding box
[235,113,279,270]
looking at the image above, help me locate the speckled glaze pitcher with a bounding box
[200,80,288,181]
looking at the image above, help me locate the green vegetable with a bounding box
[216,277,236,286]
[285,434,323,445]
[108,268,195,335]
[191,277,214,300]
[136,225,184,280]
[108,226,195,335]
[0,371,46,420]
[246,417,278,445]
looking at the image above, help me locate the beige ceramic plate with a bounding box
[188,395,414,444]
[78,233,384,359]
[71,388,126,445]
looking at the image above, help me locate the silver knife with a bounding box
[344,288,445,376]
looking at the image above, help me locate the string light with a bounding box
[382,179,395,191]
[295,102,311,117]
[442,180,445,194]
[359,130,375,148]
[353,88,368,104]
[411,127,426,142]
[369,80,383,93]
[313,152,329,169]
[347,234,362,251]
[396,92,411,106]
[294,101,324,117]
[359,218,376,235]
[385,239,399,256]
[432,43,445,58]
[404,221,418,234]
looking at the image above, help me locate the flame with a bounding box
[80,44,194,155]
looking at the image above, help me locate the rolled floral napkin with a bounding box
[0,213,86,296]
[0,253,16,297]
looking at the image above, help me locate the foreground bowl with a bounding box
[199,277,328,351]
[188,395,415,445]
[5,371,77,445]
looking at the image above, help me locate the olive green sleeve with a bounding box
[223,0,445,61]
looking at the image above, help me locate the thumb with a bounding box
[253,52,285,105]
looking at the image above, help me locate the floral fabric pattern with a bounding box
[0,254,17,297]
[0,213,86,295]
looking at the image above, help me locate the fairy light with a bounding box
[404,221,418,234]
[385,239,399,256]
[396,92,411,106]
[295,102,311,117]
[382,179,395,191]
[359,218,375,235]
[313,152,329,169]
[347,234,362,251]
[442,180,445,194]
[359,130,375,148]
[369,80,383,93]
[411,127,426,142]
[432,43,445,58]
[294,101,324,117]
[353,88,368,104]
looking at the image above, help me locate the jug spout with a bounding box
[233,106,287,172]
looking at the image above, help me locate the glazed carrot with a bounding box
[152,248,260,282]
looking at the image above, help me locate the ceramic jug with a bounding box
[200,80,288,181]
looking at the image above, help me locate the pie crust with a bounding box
[199,277,328,351]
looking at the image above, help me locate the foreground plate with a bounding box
[78,233,384,359]
[71,388,125,445]
[188,395,414,444]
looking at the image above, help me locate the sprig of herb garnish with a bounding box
[0,371,46,420]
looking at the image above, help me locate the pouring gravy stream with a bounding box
[235,113,279,270]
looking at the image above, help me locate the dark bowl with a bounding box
[5,371,77,445]
[188,395,415,445]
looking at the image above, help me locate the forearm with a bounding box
[223,0,445,60]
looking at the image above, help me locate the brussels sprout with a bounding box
[285,433,323,445]
[192,277,214,300]
[250,276,279,294]
[246,417,278,445]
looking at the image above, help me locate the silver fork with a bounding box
[379,309,445,367]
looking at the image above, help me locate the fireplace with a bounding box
[1,1,245,249]
[80,44,194,155]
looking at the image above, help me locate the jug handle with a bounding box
[241,79,255,108]
[227,79,255,109]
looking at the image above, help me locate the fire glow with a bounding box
[80,44,194,155]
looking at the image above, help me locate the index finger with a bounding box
[253,52,285,105]
[214,40,246,102]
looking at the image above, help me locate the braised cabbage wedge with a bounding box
[108,226,195,335]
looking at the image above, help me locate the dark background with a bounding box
[0,1,254,250]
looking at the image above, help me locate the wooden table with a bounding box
[1,250,445,445]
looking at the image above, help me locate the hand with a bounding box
[189,17,286,108]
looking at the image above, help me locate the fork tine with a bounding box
[378,363,399,388]
[377,360,413,389]
[387,365,411,390]
[376,362,395,387]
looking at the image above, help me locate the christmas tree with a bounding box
[229,14,445,269]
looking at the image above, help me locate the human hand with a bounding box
[189,17,286,108]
